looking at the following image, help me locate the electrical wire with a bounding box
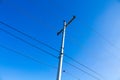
[48,0,120,58]
[0,44,80,80]
[64,60,101,80]
[0,21,102,76]
[65,54,103,78]
[0,21,59,52]
[9,1,118,80]
[0,1,111,80]
[0,27,102,80]
[0,44,57,69]
[65,18,120,58]
[3,1,106,78]
[79,20,120,50]
[0,21,103,79]
[0,28,58,58]
[8,0,120,61]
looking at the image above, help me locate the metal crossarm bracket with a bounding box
[57,16,76,36]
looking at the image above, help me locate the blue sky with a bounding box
[0,0,120,80]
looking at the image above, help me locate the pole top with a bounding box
[57,16,76,36]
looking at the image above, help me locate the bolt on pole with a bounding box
[56,16,76,80]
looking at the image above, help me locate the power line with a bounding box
[0,1,108,80]
[0,21,59,52]
[0,28,101,80]
[78,19,120,60]
[0,42,101,80]
[64,60,101,80]
[0,28,58,58]
[0,44,57,69]
[46,0,120,59]
[65,54,103,78]
[0,44,80,80]
[47,0,120,56]
[0,21,103,79]
[78,18,120,50]
[3,1,108,78]
[13,1,118,79]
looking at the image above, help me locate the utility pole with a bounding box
[56,16,76,80]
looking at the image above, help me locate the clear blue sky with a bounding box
[0,0,120,80]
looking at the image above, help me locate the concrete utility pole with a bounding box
[56,16,76,80]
